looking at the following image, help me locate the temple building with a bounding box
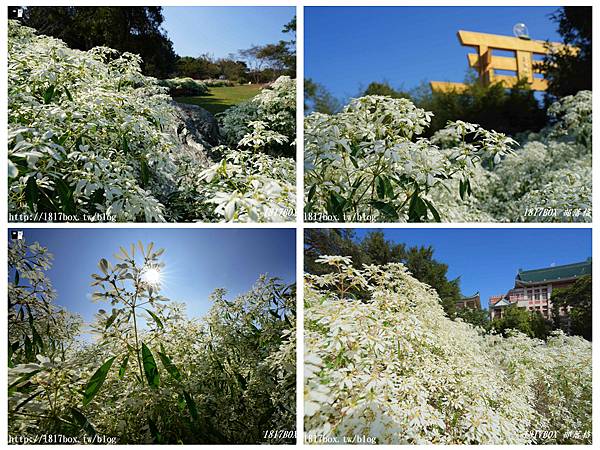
[489,258,592,320]
[456,292,481,310]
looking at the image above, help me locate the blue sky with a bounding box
[305,6,563,100]
[162,6,295,58]
[352,228,591,309]
[10,228,295,332]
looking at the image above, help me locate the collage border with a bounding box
[1,0,598,447]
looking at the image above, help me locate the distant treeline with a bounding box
[19,6,296,82]
[305,6,591,137]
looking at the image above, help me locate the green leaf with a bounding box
[307,184,317,205]
[370,200,399,221]
[64,87,73,102]
[14,270,19,286]
[98,258,109,275]
[423,199,441,223]
[83,356,116,406]
[459,179,467,200]
[25,177,39,212]
[121,136,129,154]
[183,391,198,420]
[24,335,33,360]
[157,351,181,381]
[54,179,76,214]
[145,309,163,329]
[31,324,45,352]
[235,371,248,390]
[43,84,56,104]
[8,369,42,395]
[408,190,428,222]
[105,311,118,330]
[177,393,186,412]
[327,192,347,220]
[118,355,128,378]
[141,343,160,389]
[140,158,150,187]
[70,407,96,436]
[15,390,43,411]
[375,175,385,199]
[148,418,163,444]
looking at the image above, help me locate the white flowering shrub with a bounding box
[8,240,296,444]
[8,21,179,222]
[203,78,235,87]
[305,92,591,222]
[220,76,296,157]
[304,256,592,444]
[159,77,208,96]
[304,96,515,222]
[480,91,592,222]
[174,147,295,222]
[8,21,296,223]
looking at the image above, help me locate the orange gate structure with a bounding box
[430,30,573,93]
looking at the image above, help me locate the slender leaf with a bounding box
[43,84,55,104]
[70,407,96,436]
[141,343,160,389]
[148,418,163,444]
[83,356,116,406]
[370,200,399,221]
[423,199,442,223]
[145,309,163,329]
[183,391,198,420]
[118,355,129,378]
[157,351,181,381]
[25,177,39,212]
[98,258,109,275]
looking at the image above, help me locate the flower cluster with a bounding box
[8,21,179,222]
[8,22,296,223]
[304,96,515,222]
[219,76,296,158]
[305,91,591,223]
[158,77,209,96]
[479,91,592,223]
[175,146,296,222]
[304,256,592,444]
[8,241,296,444]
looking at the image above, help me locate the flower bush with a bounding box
[8,239,296,444]
[159,77,208,96]
[8,21,296,223]
[304,91,592,222]
[203,78,235,87]
[304,256,592,444]
[220,76,296,158]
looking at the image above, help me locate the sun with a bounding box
[141,266,162,287]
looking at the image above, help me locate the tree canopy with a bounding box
[21,6,177,78]
[304,229,461,316]
[542,6,592,99]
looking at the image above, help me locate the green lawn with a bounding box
[175,84,263,115]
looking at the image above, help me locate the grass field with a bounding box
[175,84,263,115]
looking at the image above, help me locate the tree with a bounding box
[8,238,81,366]
[238,45,267,83]
[413,74,547,137]
[551,275,592,341]
[541,6,592,99]
[363,81,411,99]
[490,305,553,340]
[304,229,462,316]
[304,78,341,114]
[21,6,177,78]
[304,229,367,275]
[456,307,489,329]
[238,16,296,82]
